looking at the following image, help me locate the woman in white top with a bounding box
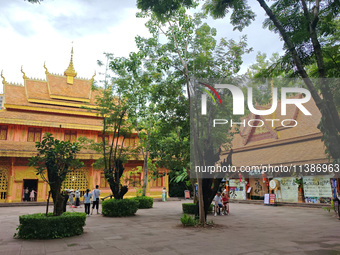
[83,189,92,216]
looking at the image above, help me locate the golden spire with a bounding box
[1,70,7,85]
[64,46,77,84]
[21,66,28,80]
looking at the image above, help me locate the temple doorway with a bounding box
[23,179,38,201]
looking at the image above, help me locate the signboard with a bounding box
[184,190,190,199]
[303,176,332,198]
[269,194,276,204]
[275,177,298,203]
[264,194,270,204]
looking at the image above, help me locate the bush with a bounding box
[15,212,86,239]
[102,198,138,217]
[182,203,213,214]
[131,196,153,209]
[180,214,198,226]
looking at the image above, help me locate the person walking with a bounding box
[75,189,80,208]
[83,189,92,216]
[91,185,101,215]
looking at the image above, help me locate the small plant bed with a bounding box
[131,196,153,209]
[182,203,213,214]
[102,198,138,217]
[180,214,218,228]
[15,212,86,239]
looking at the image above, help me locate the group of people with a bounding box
[63,185,101,216]
[213,191,229,216]
[23,187,36,202]
[66,189,81,207]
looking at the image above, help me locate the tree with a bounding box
[203,0,340,162]
[87,54,133,199]
[109,52,160,197]
[138,0,340,162]
[135,6,250,224]
[28,133,83,216]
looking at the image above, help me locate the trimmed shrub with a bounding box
[180,214,198,226]
[102,198,138,217]
[15,212,86,239]
[131,196,153,209]
[182,203,213,214]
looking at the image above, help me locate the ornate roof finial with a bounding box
[90,70,96,83]
[1,70,7,85]
[43,61,50,75]
[21,66,28,80]
[64,45,77,78]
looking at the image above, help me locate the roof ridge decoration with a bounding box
[90,71,96,83]
[1,70,7,85]
[43,62,50,75]
[64,46,77,85]
[21,66,28,80]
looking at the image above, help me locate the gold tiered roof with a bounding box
[0,49,101,128]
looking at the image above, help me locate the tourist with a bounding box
[222,192,229,215]
[83,189,92,216]
[23,187,29,202]
[30,189,37,201]
[91,185,101,215]
[68,189,74,207]
[214,191,223,216]
[75,189,80,208]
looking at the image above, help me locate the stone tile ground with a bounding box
[0,201,339,255]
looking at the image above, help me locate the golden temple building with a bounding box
[0,50,168,203]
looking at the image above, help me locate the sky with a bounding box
[0,0,284,94]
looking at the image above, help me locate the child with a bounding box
[222,192,229,215]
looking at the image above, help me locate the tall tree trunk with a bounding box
[142,154,148,196]
[50,184,64,216]
[197,177,205,225]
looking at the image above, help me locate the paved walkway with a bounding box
[0,201,339,255]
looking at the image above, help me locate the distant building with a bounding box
[0,49,168,203]
[221,94,339,203]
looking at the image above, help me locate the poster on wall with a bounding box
[275,177,299,203]
[303,176,332,203]
[229,179,246,200]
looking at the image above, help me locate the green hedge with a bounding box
[102,199,138,217]
[182,203,213,214]
[15,212,86,239]
[131,196,153,209]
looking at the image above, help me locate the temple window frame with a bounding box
[27,127,42,142]
[0,125,8,140]
[64,130,77,143]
